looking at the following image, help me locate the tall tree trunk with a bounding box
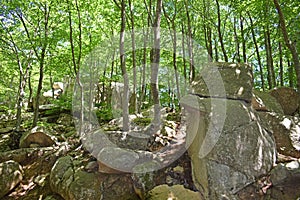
[279,41,284,86]
[287,58,294,88]
[150,0,162,132]
[240,15,247,63]
[139,26,148,112]
[184,0,195,82]
[214,36,219,62]
[264,27,276,89]
[33,52,46,127]
[249,14,265,90]
[33,3,51,127]
[274,0,300,94]
[67,0,84,133]
[216,0,228,62]
[233,16,240,63]
[129,0,137,114]
[181,23,187,82]
[203,0,213,61]
[120,0,130,131]
[163,3,180,100]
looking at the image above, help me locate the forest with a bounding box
[0,0,300,199]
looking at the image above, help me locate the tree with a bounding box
[273,0,300,94]
[150,0,162,132]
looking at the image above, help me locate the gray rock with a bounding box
[270,87,300,115]
[191,62,253,102]
[270,160,300,186]
[184,97,276,199]
[251,90,284,114]
[258,112,300,158]
[97,147,139,173]
[50,156,102,200]
[0,160,23,198]
[19,126,56,148]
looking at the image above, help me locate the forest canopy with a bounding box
[0,0,299,128]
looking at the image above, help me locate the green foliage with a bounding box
[49,94,73,112]
[132,117,151,126]
[95,108,113,124]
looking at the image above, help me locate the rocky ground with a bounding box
[0,108,200,200]
[1,85,300,199]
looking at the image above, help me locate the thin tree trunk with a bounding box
[150,0,162,131]
[67,0,84,133]
[184,0,195,82]
[233,16,240,63]
[139,26,148,112]
[181,23,187,81]
[129,0,137,114]
[203,0,213,61]
[214,36,219,62]
[163,4,180,100]
[274,0,300,94]
[33,3,51,127]
[287,58,294,88]
[216,0,228,62]
[279,41,284,86]
[240,15,247,63]
[120,0,130,131]
[249,14,264,90]
[264,28,276,89]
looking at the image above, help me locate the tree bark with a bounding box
[150,0,162,131]
[67,0,84,133]
[264,28,276,89]
[32,3,51,127]
[128,0,137,114]
[249,14,264,90]
[184,0,195,82]
[120,0,130,131]
[279,41,284,86]
[233,16,240,63]
[240,15,247,63]
[216,0,228,62]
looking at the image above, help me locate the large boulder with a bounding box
[50,156,102,200]
[258,112,300,158]
[270,87,300,115]
[191,62,253,102]
[19,126,56,148]
[97,147,139,173]
[268,160,300,199]
[251,90,284,114]
[183,97,276,199]
[50,156,139,200]
[146,184,202,200]
[0,160,23,198]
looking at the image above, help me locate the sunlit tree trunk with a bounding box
[128,0,137,114]
[150,0,162,132]
[119,0,130,131]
